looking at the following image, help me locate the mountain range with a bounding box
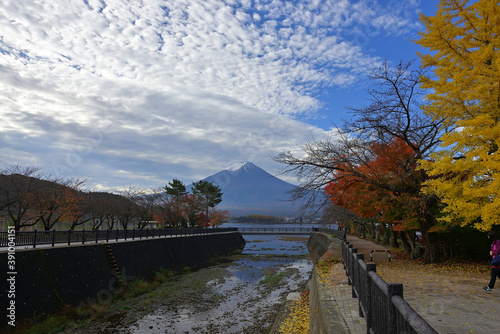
[201,162,303,217]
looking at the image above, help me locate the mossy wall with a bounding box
[0,232,245,327]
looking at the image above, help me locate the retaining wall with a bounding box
[307,231,343,263]
[307,231,345,334]
[0,232,245,327]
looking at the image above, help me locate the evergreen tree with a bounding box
[191,180,222,227]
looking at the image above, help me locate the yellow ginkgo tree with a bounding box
[416,0,500,231]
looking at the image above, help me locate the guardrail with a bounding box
[0,228,238,249]
[342,240,438,334]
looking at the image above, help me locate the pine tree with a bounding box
[416,0,500,231]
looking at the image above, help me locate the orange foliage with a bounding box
[325,138,419,227]
[208,210,230,228]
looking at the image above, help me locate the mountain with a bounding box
[200,162,303,217]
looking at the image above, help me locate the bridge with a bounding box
[236,227,315,235]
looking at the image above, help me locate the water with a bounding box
[128,229,313,334]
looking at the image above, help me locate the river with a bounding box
[128,225,314,333]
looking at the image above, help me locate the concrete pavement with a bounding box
[327,235,500,334]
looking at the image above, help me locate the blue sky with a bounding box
[0,0,438,190]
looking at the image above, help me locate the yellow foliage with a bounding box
[416,0,500,231]
[278,291,310,334]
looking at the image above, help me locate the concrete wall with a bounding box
[0,232,245,327]
[308,267,349,334]
[307,231,342,263]
[307,232,347,334]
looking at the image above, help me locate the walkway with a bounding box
[327,235,500,334]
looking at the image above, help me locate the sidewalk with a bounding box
[327,235,500,334]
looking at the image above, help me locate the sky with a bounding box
[0,0,438,191]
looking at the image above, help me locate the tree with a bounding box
[162,179,188,228]
[165,179,187,202]
[0,165,45,231]
[208,210,230,228]
[275,61,447,262]
[184,194,202,227]
[86,192,123,230]
[135,189,159,229]
[191,180,223,227]
[115,186,142,229]
[30,177,86,230]
[67,190,93,230]
[415,0,500,232]
[325,138,424,249]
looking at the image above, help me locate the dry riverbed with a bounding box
[54,236,312,334]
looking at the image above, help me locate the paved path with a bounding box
[327,235,500,334]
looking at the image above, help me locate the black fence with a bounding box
[0,227,238,249]
[237,227,315,234]
[342,240,438,334]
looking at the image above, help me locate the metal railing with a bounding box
[342,240,438,334]
[237,227,315,234]
[0,227,238,249]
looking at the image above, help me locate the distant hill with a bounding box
[200,162,304,217]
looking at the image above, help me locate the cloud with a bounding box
[0,0,423,189]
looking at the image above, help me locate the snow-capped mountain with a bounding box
[200,162,302,216]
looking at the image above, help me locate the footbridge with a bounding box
[236,227,315,235]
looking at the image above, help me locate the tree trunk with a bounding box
[400,231,412,253]
[391,229,400,248]
[369,222,376,240]
[383,223,391,245]
[375,225,380,242]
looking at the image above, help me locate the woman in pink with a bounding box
[483,231,500,292]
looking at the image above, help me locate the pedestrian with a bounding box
[483,231,500,292]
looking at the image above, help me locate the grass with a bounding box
[260,271,287,287]
[14,267,180,334]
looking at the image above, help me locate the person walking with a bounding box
[483,231,500,292]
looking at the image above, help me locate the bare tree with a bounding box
[275,61,448,262]
[30,176,86,230]
[115,186,142,230]
[0,164,45,231]
[135,189,159,229]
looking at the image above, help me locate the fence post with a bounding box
[387,283,404,334]
[95,229,99,243]
[348,248,357,286]
[116,229,119,242]
[354,253,363,303]
[132,228,135,240]
[68,229,72,245]
[365,263,376,331]
[82,229,85,244]
[346,244,353,283]
[33,230,38,248]
[52,229,56,247]
[106,229,110,243]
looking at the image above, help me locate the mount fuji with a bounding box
[200,162,302,216]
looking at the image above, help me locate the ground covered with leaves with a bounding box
[335,237,500,334]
